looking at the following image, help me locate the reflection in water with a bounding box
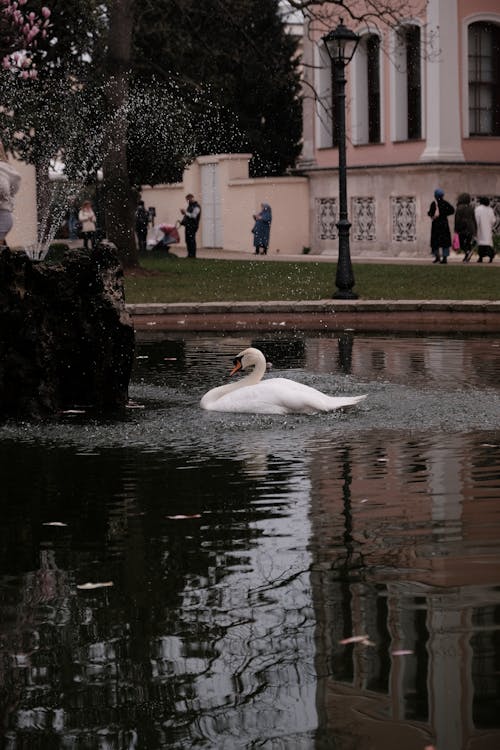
[309,432,500,750]
[0,333,499,749]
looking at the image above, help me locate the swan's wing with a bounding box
[263,379,366,413]
[203,377,366,414]
[203,382,290,414]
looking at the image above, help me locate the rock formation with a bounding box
[0,243,135,420]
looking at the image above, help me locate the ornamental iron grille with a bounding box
[352,197,376,241]
[391,196,417,242]
[317,198,338,240]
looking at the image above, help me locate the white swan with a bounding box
[200,347,367,414]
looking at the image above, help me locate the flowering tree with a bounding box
[1,0,51,77]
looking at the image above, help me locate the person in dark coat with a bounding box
[252,203,272,255]
[135,200,150,253]
[428,188,455,264]
[454,192,477,263]
[180,194,201,258]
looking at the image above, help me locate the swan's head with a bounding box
[230,347,265,376]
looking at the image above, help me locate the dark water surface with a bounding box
[1,332,499,750]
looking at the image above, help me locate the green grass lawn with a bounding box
[124,255,500,303]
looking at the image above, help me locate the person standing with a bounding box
[474,196,496,263]
[180,193,201,258]
[78,200,97,251]
[135,200,150,252]
[67,198,80,241]
[0,142,21,249]
[454,193,477,263]
[252,202,272,255]
[428,188,454,264]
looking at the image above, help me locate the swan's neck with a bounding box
[201,353,267,408]
[241,356,266,386]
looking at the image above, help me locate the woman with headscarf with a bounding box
[427,188,454,264]
[252,202,272,255]
[0,142,22,248]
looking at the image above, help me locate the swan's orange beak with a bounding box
[229,357,242,376]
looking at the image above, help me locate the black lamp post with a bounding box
[322,20,360,299]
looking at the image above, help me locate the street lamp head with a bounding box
[322,19,360,65]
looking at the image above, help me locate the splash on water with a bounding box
[1,73,244,259]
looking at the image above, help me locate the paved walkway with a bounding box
[158,247,475,264]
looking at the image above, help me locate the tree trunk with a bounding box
[103,0,138,269]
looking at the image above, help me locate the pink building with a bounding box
[299,0,500,258]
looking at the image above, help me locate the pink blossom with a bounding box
[41,7,50,18]
[2,56,11,69]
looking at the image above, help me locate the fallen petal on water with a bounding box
[60,409,86,415]
[167,514,202,520]
[43,521,68,527]
[392,649,414,656]
[77,581,114,590]
[339,635,370,645]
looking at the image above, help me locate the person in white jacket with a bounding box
[0,142,22,247]
[78,199,97,251]
[474,196,496,263]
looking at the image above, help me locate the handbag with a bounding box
[452,232,460,251]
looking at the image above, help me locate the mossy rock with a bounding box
[45,243,71,262]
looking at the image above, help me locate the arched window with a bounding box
[353,33,381,144]
[393,24,422,141]
[468,22,500,136]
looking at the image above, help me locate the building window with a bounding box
[353,33,381,145]
[468,22,500,136]
[393,25,422,141]
[330,62,340,148]
[367,35,381,143]
[405,26,421,140]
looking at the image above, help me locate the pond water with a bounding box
[1,331,499,750]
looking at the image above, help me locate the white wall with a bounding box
[8,158,38,249]
[141,154,310,255]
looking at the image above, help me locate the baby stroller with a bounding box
[149,222,180,252]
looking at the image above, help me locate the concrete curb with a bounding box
[127,300,500,315]
[127,300,500,333]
